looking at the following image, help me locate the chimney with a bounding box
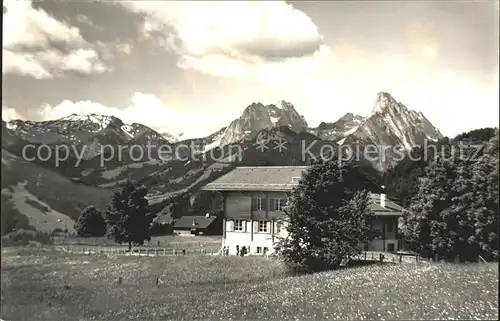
[192,219,197,226]
[380,185,386,208]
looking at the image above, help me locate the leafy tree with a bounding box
[104,181,153,250]
[74,206,106,237]
[402,133,499,261]
[169,192,191,219]
[276,159,373,273]
[190,190,223,215]
[453,127,497,143]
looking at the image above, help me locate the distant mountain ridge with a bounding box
[6,112,172,147]
[4,92,443,169]
[2,91,445,229]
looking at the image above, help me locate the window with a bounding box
[256,246,262,254]
[387,243,395,252]
[258,220,268,233]
[234,220,244,232]
[270,198,287,211]
[277,198,287,211]
[263,247,268,254]
[252,198,266,211]
[386,222,394,233]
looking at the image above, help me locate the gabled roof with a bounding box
[201,166,308,192]
[369,194,404,215]
[173,216,218,229]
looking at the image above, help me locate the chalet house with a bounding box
[173,214,222,236]
[201,166,403,255]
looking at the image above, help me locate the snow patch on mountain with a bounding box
[6,113,174,146]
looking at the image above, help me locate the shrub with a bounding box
[1,229,53,246]
[75,205,106,237]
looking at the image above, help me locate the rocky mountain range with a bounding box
[340,92,442,147]
[2,91,444,232]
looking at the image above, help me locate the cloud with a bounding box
[31,93,219,138]
[121,1,331,79]
[75,14,94,26]
[2,106,25,122]
[2,0,109,78]
[405,21,440,59]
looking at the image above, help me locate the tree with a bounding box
[104,181,153,251]
[276,159,373,273]
[75,205,106,237]
[169,192,191,219]
[402,133,499,262]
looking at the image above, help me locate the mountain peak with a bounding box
[217,100,308,147]
[372,92,402,114]
[276,100,294,110]
[339,112,355,121]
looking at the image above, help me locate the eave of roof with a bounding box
[201,183,298,192]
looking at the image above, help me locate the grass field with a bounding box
[52,235,222,252]
[1,247,497,321]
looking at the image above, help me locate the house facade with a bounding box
[201,166,403,255]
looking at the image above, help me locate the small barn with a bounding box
[173,214,222,236]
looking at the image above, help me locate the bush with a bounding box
[51,228,65,236]
[75,205,106,237]
[150,221,174,236]
[1,229,53,246]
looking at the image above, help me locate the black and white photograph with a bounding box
[1,0,499,320]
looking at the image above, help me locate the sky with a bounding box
[2,0,499,138]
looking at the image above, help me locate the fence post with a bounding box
[399,255,402,264]
[434,253,439,262]
[364,252,367,261]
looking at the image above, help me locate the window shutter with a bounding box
[253,221,259,233]
[262,198,267,211]
[269,199,275,211]
[227,220,234,232]
[266,221,271,233]
[242,220,247,232]
[251,199,256,211]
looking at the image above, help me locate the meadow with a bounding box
[1,246,498,321]
[51,234,223,253]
